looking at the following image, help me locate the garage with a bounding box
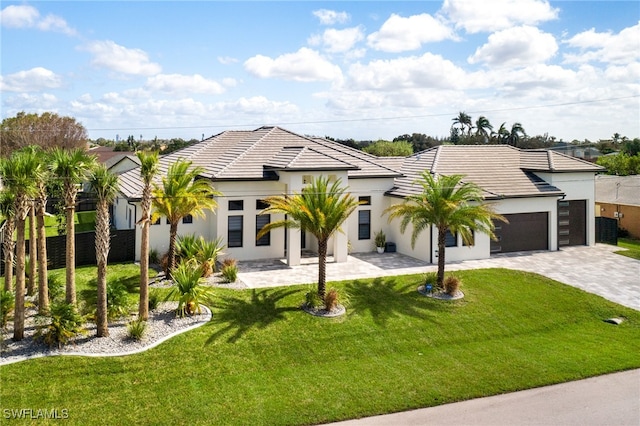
[558,200,587,246]
[491,212,549,253]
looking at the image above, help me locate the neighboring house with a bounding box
[89,146,139,173]
[595,175,640,239]
[548,142,602,162]
[115,126,603,266]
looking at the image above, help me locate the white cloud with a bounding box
[218,56,238,65]
[563,22,640,65]
[3,93,58,111]
[367,13,455,52]
[441,0,559,34]
[0,4,76,35]
[82,40,162,76]
[313,9,349,25]
[222,96,299,115]
[347,53,466,90]
[312,27,365,53]
[0,67,63,92]
[244,47,342,82]
[146,74,226,95]
[604,62,640,83]
[468,26,558,67]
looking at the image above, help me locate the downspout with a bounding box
[430,225,433,264]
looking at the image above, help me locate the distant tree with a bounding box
[324,137,361,150]
[393,133,441,152]
[363,140,413,157]
[507,123,526,147]
[597,153,640,175]
[595,139,616,155]
[621,138,640,156]
[0,112,87,158]
[474,116,493,140]
[452,112,473,137]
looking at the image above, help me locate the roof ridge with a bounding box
[309,136,403,175]
[431,145,442,174]
[547,150,555,171]
[213,127,273,177]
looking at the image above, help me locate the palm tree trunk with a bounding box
[437,226,447,288]
[168,221,179,275]
[13,216,26,341]
[138,212,150,320]
[317,237,328,299]
[36,199,49,314]
[95,200,110,337]
[65,199,76,305]
[3,220,15,292]
[27,205,37,296]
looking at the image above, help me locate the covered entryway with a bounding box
[558,200,587,247]
[491,212,549,253]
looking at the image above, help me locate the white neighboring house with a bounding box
[114,126,603,266]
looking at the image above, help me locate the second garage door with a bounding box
[491,212,549,253]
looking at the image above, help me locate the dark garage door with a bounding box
[491,212,549,253]
[558,200,586,247]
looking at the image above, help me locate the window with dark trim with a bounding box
[182,214,193,224]
[359,196,371,205]
[445,229,457,247]
[229,200,244,211]
[228,216,243,247]
[358,210,371,240]
[256,214,271,246]
[256,199,269,210]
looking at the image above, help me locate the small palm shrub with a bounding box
[106,281,132,320]
[423,271,439,291]
[126,318,147,341]
[47,276,65,303]
[304,289,323,309]
[1,290,14,329]
[166,260,213,317]
[196,236,225,277]
[176,234,200,262]
[221,258,238,283]
[148,289,161,311]
[149,248,160,264]
[35,302,87,348]
[444,275,461,296]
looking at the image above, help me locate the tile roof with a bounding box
[387,145,599,199]
[595,175,640,206]
[118,126,401,198]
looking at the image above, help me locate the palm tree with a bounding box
[0,190,15,292]
[384,172,506,288]
[495,122,510,144]
[257,176,359,299]
[475,116,493,141]
[49,148,97,306]
[33,148,52,314]
[89,165,120,337]
[0,149,42,340]
[508,123,526,147]
[136,150,159,321]
[452,112,473,137]
[152,159,220,274]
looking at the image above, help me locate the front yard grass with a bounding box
[1,268,639,425]
[616,237,640,260]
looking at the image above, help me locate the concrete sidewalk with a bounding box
[326,369,640,426]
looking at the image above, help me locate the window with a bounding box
[256,199,269,210]
[302,175,312,185]
[358,210,371,240]
[229,200,244,211]
[445,229,457,247]
[256,214,271,246]
[228,216,243,247]
[359,196,371,205]
[462,230,475,246]
[182,214,193,224]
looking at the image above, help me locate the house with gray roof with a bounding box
[114,126,603,266]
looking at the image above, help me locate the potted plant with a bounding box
[374,230,386,254]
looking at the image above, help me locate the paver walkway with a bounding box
[236,244,640,310]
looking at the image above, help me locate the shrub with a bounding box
[47,276,65,303]
[196,237,225,277]
[324,288,339,312]
[176,234,199,261]
[148,289,161,311]
[444,275,461,296]
[423,272,439,290]
[1,290,14,329]
[221,258,238,283]
[126,318,147,341]
[374,230,386,248]
[149,248,160,264]
[304,289,323,309]
[35,302,87,348]
[166,260,213,317]
[106,281,132,320]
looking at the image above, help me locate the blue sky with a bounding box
[1,1,638,143]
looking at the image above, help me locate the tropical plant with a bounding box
[49,147,97,306]
[33,147,52,314]
[197,237,225,277]
[148,289,161,311]
[0,190,15,292]
[0,147,43,341]
[126,318,147,341]
[151,159,221,274]
[175,234,200,260]
[508,123,526,147]
[374,230,386,248]
[137,150,159,321]
[444,275,461,296]
[221,258,238,283]
[1,289,14,328]
[385,172,506,288]
[474,116,493,140]
[452,111,473,137]
[47,276,65,303]
[165,260,213,317]
[35,302,87,348]
[257,176,359,299]
[88,164,120,336]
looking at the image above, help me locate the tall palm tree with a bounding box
[27,201,37,296]
[0,190,16,292]
[257,176,359,299]
[475,116,493,141]
[495,122,510,144]
[89,164,120,337]
[136,150,159,320]
[33,148,52,314]
[452,111,473,137]
[49,148,97,306]
[508,123,526,147]
[384,172,506,288]
[152,159,220,274]
[0,149,42,340]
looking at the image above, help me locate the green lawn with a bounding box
[616,237,640,260]
[1,268,639,425]
[23,210,96,239]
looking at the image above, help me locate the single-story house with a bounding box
[595,175,640,239]
[114,126,603,266]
